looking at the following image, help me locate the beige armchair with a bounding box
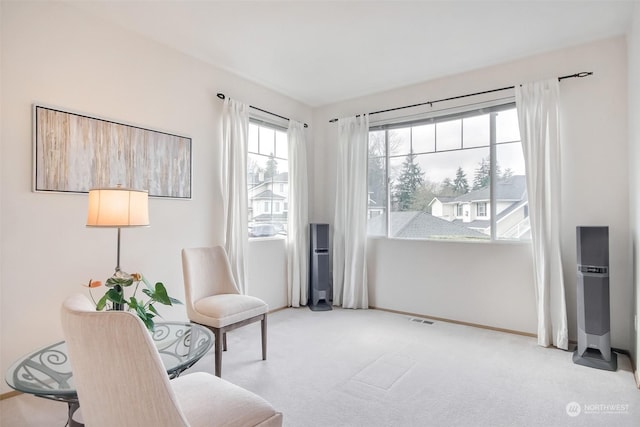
[60,294,282,427]
[181,246,268,377]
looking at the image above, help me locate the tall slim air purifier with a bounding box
[309,223,332,311]
[573,226,617,371]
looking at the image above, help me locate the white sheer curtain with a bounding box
[287,120,309,307]
[221,98,249,294]
[333,114,369,309]
[515,79,568,350]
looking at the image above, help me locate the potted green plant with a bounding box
[85,272,181,331]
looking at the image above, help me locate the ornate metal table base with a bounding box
[68,400,82,427]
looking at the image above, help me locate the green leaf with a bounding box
[143,317,155,331]
[136,306,155,331]
[153,282,172,305]
[148,303,160,317]
[135,304,151,320]
[169,296,183,305]
[96,293,109,311]
[105,288,125,304]
[128,296,141,311]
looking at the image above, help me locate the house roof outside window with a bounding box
[368,211,488,239]
[448,175,527,204]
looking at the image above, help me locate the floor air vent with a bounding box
[409,317,434,325]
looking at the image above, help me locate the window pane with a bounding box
[388,155,405,194]
[248,123,259,153]
[420,148,490,240]
[463,114,489,148]
[259,126,275,156]
[247,153,263,186]
[248,122,288,239]
[388,146,490,240]
[412,124,435,153]
[421,147,488,192]
[495,140,529,241]
[369,130,386,157]
[496,142,526,178]
[368,131,387,236]
[389,128,411,156]
[496,109,520,143]
[436,119,462,151]
[275,130,288,159]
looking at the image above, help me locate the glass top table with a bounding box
[5,322,213,426]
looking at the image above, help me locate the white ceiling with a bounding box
[71,1,636,107]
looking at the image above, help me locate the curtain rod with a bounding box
[328,71,593,123]
[216,93,308,128]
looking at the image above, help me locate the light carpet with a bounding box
[2,307,639,426]
[214,308,639,427]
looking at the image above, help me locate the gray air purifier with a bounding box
[573,226,617,371]
[309,223,332,311]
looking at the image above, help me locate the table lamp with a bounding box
[86,186,149,309]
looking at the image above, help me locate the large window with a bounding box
[367,103,530,241]
[247,121,288,238]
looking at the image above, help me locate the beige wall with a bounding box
[0,1,310,393]
[313,37,631,347]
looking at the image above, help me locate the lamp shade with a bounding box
[86,188,149,227]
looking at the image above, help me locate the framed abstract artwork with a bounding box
[33,105,192,199]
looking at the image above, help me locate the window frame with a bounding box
[476,202,488,217]
[368,101,527,243]
[247,118,289,240]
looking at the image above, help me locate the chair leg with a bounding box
[213,328,223,377]
[223,332,227,352]
[261,315,267,361]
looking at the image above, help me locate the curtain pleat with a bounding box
[221,98,249,294]
[287,120,309,307]
[333,115,369,309]
[516,79,568,350]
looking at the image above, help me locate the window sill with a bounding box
[249,235,287,242]
[367,235,531,245]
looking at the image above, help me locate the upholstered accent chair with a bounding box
[181,246,268,377]
[61,294,282,427]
